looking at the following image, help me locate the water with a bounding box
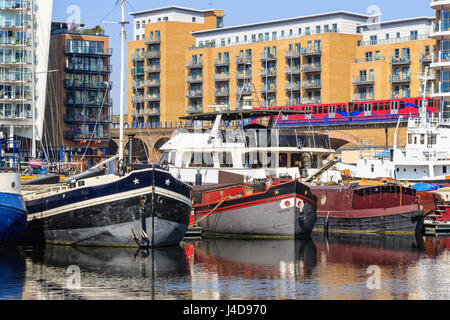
[1,233,449,300]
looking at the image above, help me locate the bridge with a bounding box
[109,120,409,163]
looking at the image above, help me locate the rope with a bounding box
[190,195,232,227]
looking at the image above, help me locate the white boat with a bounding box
[159,107,343,185]
[350,71,450,184]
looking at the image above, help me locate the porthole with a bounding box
[11,181,16,190]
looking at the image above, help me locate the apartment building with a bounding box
[128,6,224,125]
[186,11,436,114]
[43,22,112,161]
[430,0,450,118]
[0,0,52,156]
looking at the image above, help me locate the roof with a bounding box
[358,16,434,28]
[129,6,220,17]
[179,109,310,122]
[191,10,370,35]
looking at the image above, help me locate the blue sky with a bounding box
[51,0,434,115]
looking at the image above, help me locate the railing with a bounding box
[65,97,113,106]
[214,58,230,66]
[300,63,321,72]
[285,98,301,105]
[390,55,411,65]
[143,36,161,44]
[236,71,252,79]
[65,115,109,123]
[358,34,429,46]
[432,50,450,64]
[235,87,253,95]
[353,93,374,101]
[186,75,203,83]
[390,73,411,83]
[432,20,450,33]
[65,131,110,141]
[260,85,277,93]
[260,53,277,61]
[260,69,277,77]
[352,75,375,85]
[130,54,145,62]
[186,90,203,98]
[65,64,112,73]
[64,79,111,90]
[391,90,410,99]
[145,51,160,59]
[285,83,301,91]
[284,50,301,59]
[214,89,230,97]
[186,61,203,68]
[300,48,322,56]
[186,105,203,113]
[214,73,230,81]
[143,80,160,87]
[354,56,385,63]
[301,80,321,89]
[0,140,21,173]
[285,66,301,74]
[65,47,113,56]
[144,65,161,73]
[235,56,252,64]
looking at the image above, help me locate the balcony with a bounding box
[65,47,113,57]
[144,108,160,116]
[352,75,375,85]
[390,55,411,65]
[284,50,301,59]
[261,100,278,108]
[301,80,322,89]
[143,36,161,45]
[186,105,203,113]
[132,94,160,103]
[391,90,410,99]
[186,90,203,99]
[302,97,321,105]
[214,58,230,66]
[285,98,302,105]
[260,53,277,62]
[64,114,109,123]
[431,50,450,69]
[0,2,31,12]
[65,97,112,107]
[284,66,301,75]
[236,56,252,65]
[144,65,160,73]
[420,53,432,63]
[131,54,145,62]
[131,67,145,76]
[214,88,230,97]
[214,73,230,81]
[143,80,160,87]
[431,81,450,98]
[186,75,203,83]
[0,58,31,67]
[65,64,112,74]
[431,20,450,39]
[260,85,277,94]
[65,130,110,141]
[354,56,385,63]
[285,83,301,91]
[300,48,322,56]
[236,71,252,79]
[260,69,277,77]
[301,63,321,73]
[235,86,253,95]
[145,51,160,59]
[131,81,144,90]
[353,93,374,101]
[64,79,111,90]
[186,60,203,68]
[390,73,410,83]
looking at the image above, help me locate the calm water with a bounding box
[1,233,449,300]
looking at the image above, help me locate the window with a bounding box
[265,32,269,41]
[289,29,293,36]
[305,27,310,35]
[324,24,329,33]
[192,17,196,23]
[365,51,373,62]
[251,34,256,42]
[370,35,377,45]
[385,33,390,40]
[272,31,277,40]
[410,30,418,40]
[217,17,223,28]
[281,30,285,38]
[136,35,140,40]
[163,17,168,21]
[298,28,302,35]
[136,23,140,29]
[157,18,161,22]
[332,24,337,32]
[396,32,400,38]
[316,26,321,34]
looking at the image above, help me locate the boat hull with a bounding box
[0,192,27,244]
[194,180,317,238]
[23,169,192,247]
[311,185,424,235]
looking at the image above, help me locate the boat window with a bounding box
[420,134,425,145]
[159,152,169,165]
[444,166,447,174]
[279,153,287,167]
[189,152,214,167]
[169,152,176,165]
[371,164,374,173]
[219,152,233,168]
[414,136,417,144]
[408,133,413,145]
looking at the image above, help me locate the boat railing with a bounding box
[0,140,21,173]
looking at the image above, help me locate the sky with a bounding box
[51,0,435,115]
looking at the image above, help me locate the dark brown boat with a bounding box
[311,184,425,235]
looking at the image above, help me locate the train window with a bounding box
[324,106,328,113]
[391,101,398,110]
[313,106,318,113]
[384,102,388,110]
[373,103,378,111]
[337,105,342,113]
[359,104,364,112]
[318,106,323,113]
[400,101,405,109]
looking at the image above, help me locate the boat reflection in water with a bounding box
[22,246,189,300]
[0,247,25,300]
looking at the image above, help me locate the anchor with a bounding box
[132,195,151,248]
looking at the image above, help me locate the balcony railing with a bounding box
[285,98,301,105]
[358,34,429,46]
[285,83,301,91]
[390,73,411,83]
[186,75,203,83]
[301,97,321,105]
[186,90,203,98]
[235,56,252,64]
[65,97,112,106]
[284,66,301,75]
[284,50,301,59]
[260,85,277,93]
[186,61,203,68]
[235,87,253,95]
[301,80,322,89]
[432,81,450,95]
[260,69,277,77]
[214,58,230,66]
[353,93,375,101]
[420,53,432,62]
[260,53,277,61]
[144,65,161,73]
[261,100,278,108]
[390,55,411,65]
[65,131,110,141]
[300,63,321,72]
[354,56,385,63]
[352,75,375,85]
[214,73,230,81]
[131,54,145,62]
[432,50,450,64]
[131,67,145,75]
[186,105,203,113]
[432,20,450,33]
[65,114,109,123]
[300,48,322,56]
[64,79,111,90]
[143,80,160,87]
[391,90,410,99]
[214,89,230,97]
[145,51,160,59]
[236,71,252,79]
[143,36,161,44]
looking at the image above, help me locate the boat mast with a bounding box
[118,0,127,170]
[31,0,36,158]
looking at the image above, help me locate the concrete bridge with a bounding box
[110,121,408,163]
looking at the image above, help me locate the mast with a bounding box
[118,0,126,168]
[31,0,36,158]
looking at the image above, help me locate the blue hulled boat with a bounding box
[0,140,27,245]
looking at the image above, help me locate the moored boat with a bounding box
[311,183,425,235]
[0,140,27,245]
[192,177,317,238]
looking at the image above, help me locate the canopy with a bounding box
[411,183,442,191]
